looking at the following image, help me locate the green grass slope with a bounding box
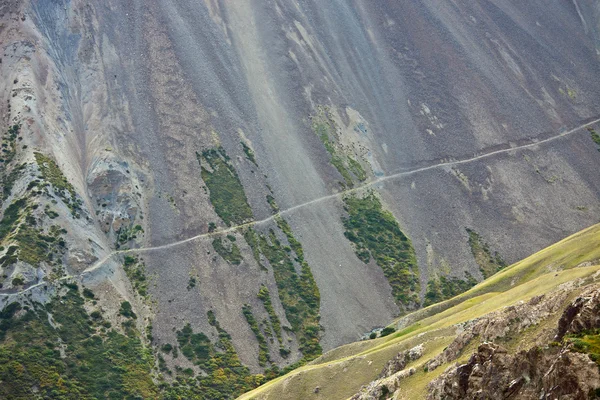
[238,223,600,400]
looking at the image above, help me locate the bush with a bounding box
[119,301,137,319]
[380,327,396,337]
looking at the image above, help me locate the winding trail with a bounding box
[2,117,600,298]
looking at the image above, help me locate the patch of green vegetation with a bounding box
[243,229,266,270]
[0,198,25,242]
[116,224,144,248]
[242,304,270,366]
[348,156,367,181]
[172,316,265,399]
[0,124,19,166]
[197,147,253,226]
[0,285,158,399]
[212,236,243,265]
[275,216,304,262]
[311,107,368,188]
[380,327,396,337]
[243,224,321,363]
[123,255,149,298]
[119,301,137,319]
[34,152,83,218]
[1,195,66,273]
[258,285,282,343]
[267,194,279,213]
[423,272,477,307]
[2,163,26,203]
[13,223,66,268]
[241,142,258,166]
[466,228,506,279]
[589,128,600,151]
[187,276,197,290]
[343,193,420,311]
[567,330,600,366]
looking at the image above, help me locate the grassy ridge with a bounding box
[238,223,600,400]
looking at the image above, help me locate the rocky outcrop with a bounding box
[425,291,568,372]
[556,287,600,341]
[427,286,600,399]
[427,342,600,400]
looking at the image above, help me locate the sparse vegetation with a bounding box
[116,224,143,248]
[123,255,150,298]
[172,315,265,399]
[258,285,282,343]
[2,163,26,203]
[423,272,477,307]
[34,152,83,218]
[0,124,19,168]
[244,224,322,363]
[0,198,25,242]
[311,107,368,188]
[0,285,157,399]
[343,193,420,311]
[567,330,600,366]
[241,141,258,166]
[197,147,253,226]
[242,304,270,366]
[267,194,279,212]
[589,128,600,151]
[13,223,66,268]
[119,301,137,319]
[187,276,197,290]
[466,228,506,279]
[212,236,243,265]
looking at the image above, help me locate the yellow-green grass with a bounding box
[238,223,600,400]
[396,223,600,329]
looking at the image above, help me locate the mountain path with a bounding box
[2,117,599,298]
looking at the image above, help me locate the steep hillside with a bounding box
[239,222,600,399]
[1,0,600,398]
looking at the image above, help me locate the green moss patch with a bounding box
[197,147,253,226]
[343,193,420,311]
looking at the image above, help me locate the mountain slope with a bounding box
[238,222,600,399]
[1,0,600,397]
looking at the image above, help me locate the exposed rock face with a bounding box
[556,287,600,340]
[425,291,568,372]
[427,287,600,400]
[427,342,600,400]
